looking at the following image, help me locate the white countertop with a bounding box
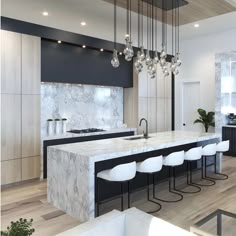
[49,131,221,162]
[43,128,137,141]
[223,125,236,129]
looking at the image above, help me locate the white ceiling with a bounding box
[1,0,236,43]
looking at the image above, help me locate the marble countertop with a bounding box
[43,128,137,141]
[223,125,236,129]
[49,131,221,162]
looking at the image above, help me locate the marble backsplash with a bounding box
[41,83,123,138]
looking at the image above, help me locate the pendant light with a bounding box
[111,0,120,68]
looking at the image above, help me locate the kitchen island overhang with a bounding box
[47,131,221,222]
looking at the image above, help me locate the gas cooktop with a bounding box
[67,128,105,134]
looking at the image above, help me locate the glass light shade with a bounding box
[111,49,120,68]
[153,51,159,65]
[145,50,152,66]
[160,49,167,59]
[140,46,146,61]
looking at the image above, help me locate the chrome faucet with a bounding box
[139,118,148,138]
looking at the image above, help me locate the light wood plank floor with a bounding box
[1,156,236,235]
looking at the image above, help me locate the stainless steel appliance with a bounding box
[227,113,236,125]
[67,128,105,134]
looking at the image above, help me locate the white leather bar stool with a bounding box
[201,143,217,186]
[96,161,136,216]
[174,147,202,194]
[153,151,184,203]
[136,155,163,213]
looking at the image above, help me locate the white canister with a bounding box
[47,119,54,136]
[62,118,67,133]
[55,119,61,134]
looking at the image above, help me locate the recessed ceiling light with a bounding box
[100,49,104,52]
[42,11,49,16]
[82,45,86,48]
[57,40,62,44]
[194,23,200,28]
[81,21,86,26]
[119,52,122,55]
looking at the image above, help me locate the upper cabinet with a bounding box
[22,35,41,94]
[1,30,22,94]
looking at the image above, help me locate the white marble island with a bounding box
[47,131,221,222]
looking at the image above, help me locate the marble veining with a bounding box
[41,83,123,138]
[47,131,221,222]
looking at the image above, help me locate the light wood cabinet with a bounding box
[22,35,41,95]
[1,30,22,94]
[22,95,40,158]
[1,94,21,161]
[1,30,41,186]
[1,159,22,185]
[22,156,40,180]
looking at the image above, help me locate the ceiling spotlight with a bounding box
[57,40,62,44]
[82,45,86,48]
[119,52,122,55]
[81,21,86,26]
[194,23,200,28]
[42,11,49,16]
[100,48,104,52]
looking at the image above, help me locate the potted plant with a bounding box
[194,108,215,132]
[1,218,35,236]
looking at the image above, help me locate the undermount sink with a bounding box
[124,136,151,141]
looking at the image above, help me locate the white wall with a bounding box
[175,28,236,131]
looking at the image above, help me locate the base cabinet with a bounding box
[1,159,22,185]
[222,127,236,157]
[22,156,40,181]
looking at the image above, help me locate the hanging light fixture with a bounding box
[112,0,182,78]
[111,0,120,68]
[124,0,134,61]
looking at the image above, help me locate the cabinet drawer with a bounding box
[22,156,40,181]
[1,159,21,185]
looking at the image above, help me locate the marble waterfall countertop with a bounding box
[223,125,236,129]
[43,127,137,141]
[47,131,221,223]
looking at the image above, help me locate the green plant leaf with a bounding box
[197,108,207,117]
[194,119,204,124]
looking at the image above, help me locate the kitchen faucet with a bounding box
[139,118,148,138]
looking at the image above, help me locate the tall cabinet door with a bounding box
[22,95,40,158]
[1,94,21,161]
[1,30,21,94]
[22,34,41,95]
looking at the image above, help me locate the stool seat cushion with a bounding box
[202,143,216,156]
[136,155,163,173]
[216,140,229,152]
[184,147,202,161]
[97,161,136,182]
[163,151,185,167]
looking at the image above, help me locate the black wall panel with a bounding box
[41,40,133,87]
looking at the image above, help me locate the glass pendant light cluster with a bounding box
[111,0,182,78]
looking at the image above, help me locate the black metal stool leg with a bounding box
[127,181,131,208]
[153,167,183,203]
[193,156,215,186]
[174,161,201,194]
[145,174,162,214]
[205,155,229,180]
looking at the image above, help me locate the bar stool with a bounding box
[153,150,184,203]
[209,140,229,180]
[200,143,216,186]
[136,155,163,213]
[96,161,136,216]
[174,147,202,194]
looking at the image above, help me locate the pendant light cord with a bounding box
[114,0,117,49]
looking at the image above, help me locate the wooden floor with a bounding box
[1,156,236,235]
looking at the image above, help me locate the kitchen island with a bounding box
[47,131,221,222]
